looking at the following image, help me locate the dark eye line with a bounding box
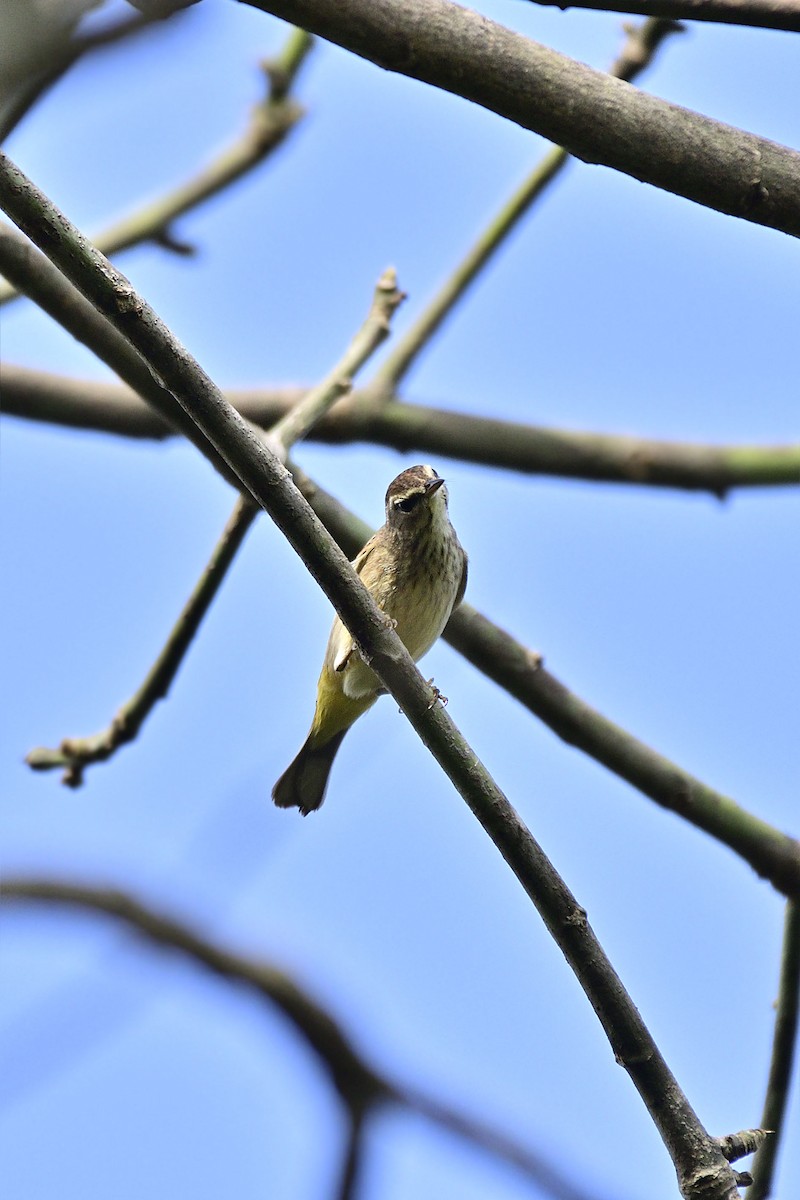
[394,492,422,513]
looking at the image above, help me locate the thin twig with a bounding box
[0,878,609,1200]
[0,879,387,1113]
[523,0,800,34]
[334,1111,367,1200]
[0,27,313,306]
[25,495,258,786]
[290,465,800,898]
[747,898,800,1200]
[369,17,681,393]
[240,0,800,239]
[85,27,313,257]
[24,267,404,784]
[398,1084,607,1200]
[266,266,405,459]
[5,365,799,494]
[0,154,744,1198]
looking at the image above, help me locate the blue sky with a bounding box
[2,3,798,1199]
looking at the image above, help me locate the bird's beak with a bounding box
[425,475,445,494]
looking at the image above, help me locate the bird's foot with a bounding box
[425,678,448,709]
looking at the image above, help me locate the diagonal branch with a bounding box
[369,17,682,394]
[5,365,799,494]
[25,267,404,785]
[0,151,744,1199]
[0,26,313,306]
[24,498,258,786]
[522,0,800,34]
[290,465,800,899]
[239,0,800,239]
[747,897,800,1199]
[0,224,238,485]
[84,26,313,260]
[0,877,608,1200]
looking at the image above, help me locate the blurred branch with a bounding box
[522,0,800,34]
[369,17,682,393]
[240,0,800,239]
[6,365,800,493]
[0,26,313,306]
[0,877,608,1200]
[397,1083,608,1200]
[335,1112,366,1200]
[0,879,386,1120]
[25,267,404,785]
[265,266,405,461]
[0,363,302,439]
[747,898,800,1200]
[0,151,744,1199]
[0,2,196,144]
[0,225,240,485]
[292,467,800,898]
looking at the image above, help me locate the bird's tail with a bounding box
[271,729,347,816]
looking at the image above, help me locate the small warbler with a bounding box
[272,464,468,815]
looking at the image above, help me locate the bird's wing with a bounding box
[328,533,380,674]
[454,553,468,611]
[352,534,379,579]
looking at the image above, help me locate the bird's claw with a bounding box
[426,678,448,709]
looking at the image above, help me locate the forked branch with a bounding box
[0,151,747,1198]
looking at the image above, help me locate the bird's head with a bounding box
[385,465,448,530]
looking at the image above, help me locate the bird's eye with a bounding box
[394,493,421,513]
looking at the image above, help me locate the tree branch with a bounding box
[0,877,611,1200]
[238,0,800,239]
[0,150,744,1198]
[25,267,404,785]
[291,465,800,899]
[523,0,800,34]
[368,17,682,393]
[0,26,313,306]
[24,496,258,785]
[747,897,800,1200]
[5,365,799,494]
[334,1111,367,1200]
[0,225,238,485]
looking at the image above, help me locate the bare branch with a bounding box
[717,1129,771,1163]
[0,150,744,1198]
[25,496,258,785]
[0,877,611,1200]
[24,267,404,784]
[0,26,313,306]
[266,266,405,459]
[64,27,313,259]
[398,1083,608,1200]
[0,878,387,1114]
[369,17,682,393]
[5,365,799,494]
[0,363,302,440]
[747,898,800,1199]
[334,1112,367,1200]
[522,0,800,34]
[239,0,800,239]
[0,225,238,485]
[291,465,800,899]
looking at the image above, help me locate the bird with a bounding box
[272,464,468,815]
